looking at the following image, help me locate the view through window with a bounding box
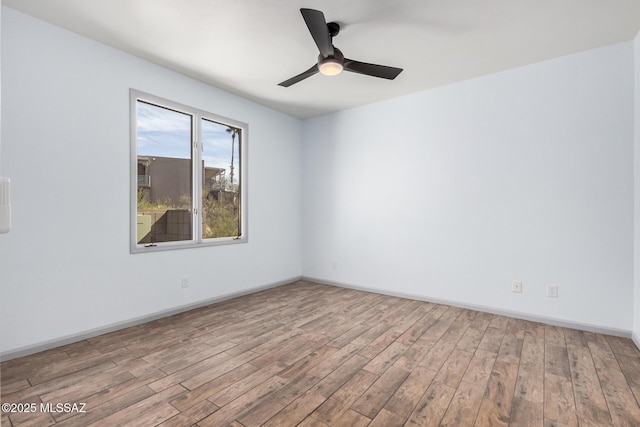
[131,90,246,252]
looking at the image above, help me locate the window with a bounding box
[130,90,247,252]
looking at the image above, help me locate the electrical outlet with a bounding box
[547,284,558,298]
[512,281,522,293]
[181,276,190,288]
[331,260,337,270]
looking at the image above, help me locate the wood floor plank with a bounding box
[3,280,640,427]
[147,350,242,393]
[120,402,179,426]
[469,311,493,331]
[425,307,464,342]
[278,345,337,380]
[362,341,409,375]
[415,337,457,372]
[510,397,543,427]
[384,365,438,419]
[477,326,507,354]
[270,373,319,407]
[616,353,640,403]
[156,399,218,427]
[478,359,519,427]
[495,332,523,365]
[224,324,296,356]
[3,360,130,404]
[249,334,317,368]
[59,384,181,427]
[1,411,12,427]
[309,369,377,425]
[51,369,166,424]
[439,315,473,344]
[475,397,509,427]
[439,381,486,427]
[545,345,571,379]
[563,328,588,348]
[350,365,409,418]
[544,372,578,427]
[198,375,289,426]
[514,334,545,404]
[234,386,289,426]
[46,371,135,413]
[607,336,639,358]
[395,311,436,346]
[405,381,456,427]
[296,417,329,427]
[586,337,640,426]
[391,302,434,332]
[433,348,474,388]
[368,408,405,427]
[0,378,30,395]
[357,328,402,359]
[350,322,391,349]
[208,360,287,407]
[484,360,518,406]
[460,349,497,385]
[545,325,566,348]
[332,409,371,427]
[262,390,326,427]
[310,354,370,399]
[306,343,362,379]
[525,322,546,340]
[566,344,613,426]
[392,337,435,372]
[327,324,371,348]
[169,363,257,412]
[488,315,510,331]
[455,327,486,353]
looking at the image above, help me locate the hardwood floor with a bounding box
[2,280,640,426]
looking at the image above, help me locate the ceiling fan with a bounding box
[278,8,403,87]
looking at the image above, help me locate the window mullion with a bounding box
[193,113,202,243]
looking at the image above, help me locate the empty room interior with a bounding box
[2,1,640,426]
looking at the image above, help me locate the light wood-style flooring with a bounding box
[2,280,640,426]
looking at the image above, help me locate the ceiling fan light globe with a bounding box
[319,59,343,76]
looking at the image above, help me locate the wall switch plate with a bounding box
[547,284,558,298]
[181,276,190,288]
[512,281,523,293]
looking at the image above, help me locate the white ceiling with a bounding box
[4,0,640,119]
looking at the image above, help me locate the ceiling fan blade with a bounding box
[278,64,319,87]
[344,59,403,80]
[300,8,334,57]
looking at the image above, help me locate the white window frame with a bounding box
[130,89,248,253]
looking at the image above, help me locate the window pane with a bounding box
[201,119,241,239]
[136,101,193,244]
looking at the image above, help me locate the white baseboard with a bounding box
[0,276,301,362]
[632,331,640,350]
[301,276,633,339]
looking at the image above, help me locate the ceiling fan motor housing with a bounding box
[319,47,344,65]
[318,47,344,76]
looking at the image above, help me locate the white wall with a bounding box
[634,31,640,342]
[302,42,635,331]
[0,7,302,356]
